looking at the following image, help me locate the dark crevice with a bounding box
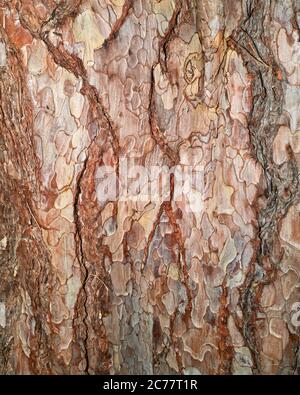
[18,2,121,374]
[73,146,93,375]
[232,0,300,374]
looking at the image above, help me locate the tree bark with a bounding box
[0,0,299,375]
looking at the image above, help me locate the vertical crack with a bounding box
[217,280,234,374]
[231,0,300,373]
[18,2,121,374]
[102,0,133,46]
[73,140,95,375]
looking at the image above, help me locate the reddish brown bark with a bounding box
[0,0,299,375]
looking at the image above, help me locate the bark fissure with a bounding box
[233,0,300,372]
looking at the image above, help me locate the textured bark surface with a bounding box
[0,0,299,375]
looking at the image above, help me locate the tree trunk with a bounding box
[0,0,299,375]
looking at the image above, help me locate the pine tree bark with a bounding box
[0,0,299,374]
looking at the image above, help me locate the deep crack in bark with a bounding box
[233,0,300,373]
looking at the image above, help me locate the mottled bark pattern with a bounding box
[0,0,299,375]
